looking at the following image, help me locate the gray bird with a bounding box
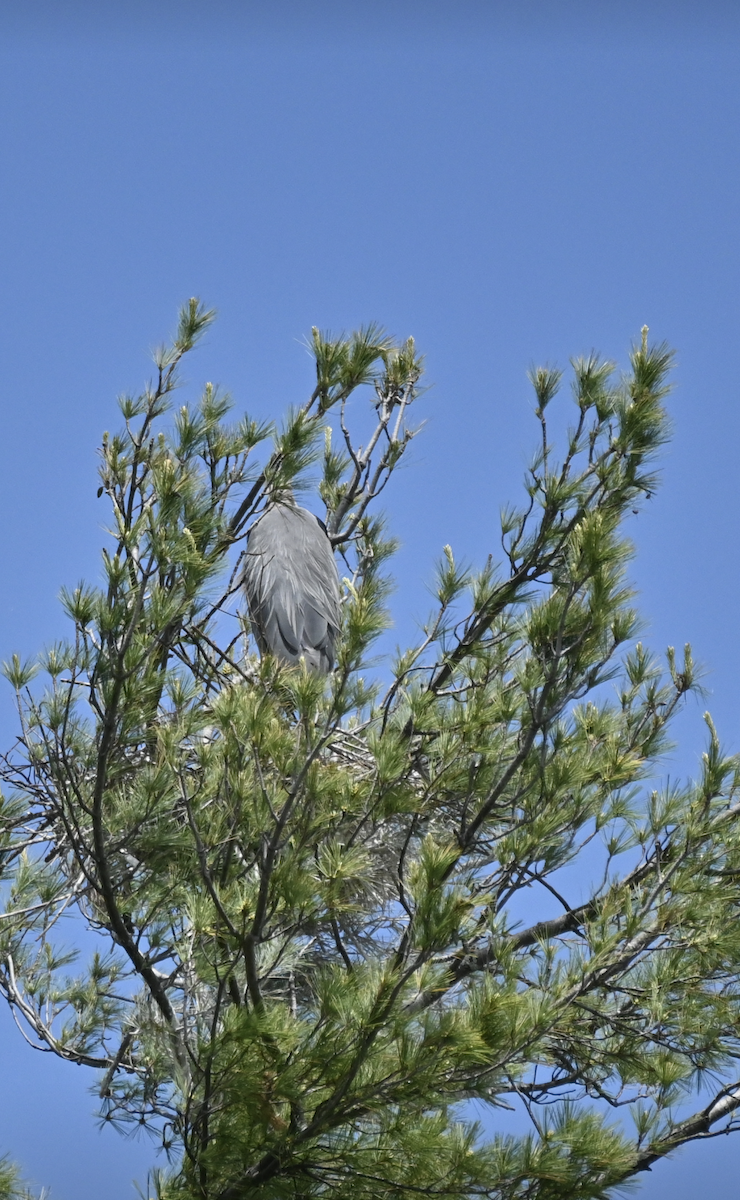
[243,500,341,674]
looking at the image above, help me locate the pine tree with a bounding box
[1,302,739,1199]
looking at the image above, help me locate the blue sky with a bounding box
[0,2,739,1196]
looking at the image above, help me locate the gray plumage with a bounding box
[243,501,341,674]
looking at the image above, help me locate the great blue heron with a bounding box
[243,500,341,674]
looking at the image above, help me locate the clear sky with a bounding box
[0,2,739,1196]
